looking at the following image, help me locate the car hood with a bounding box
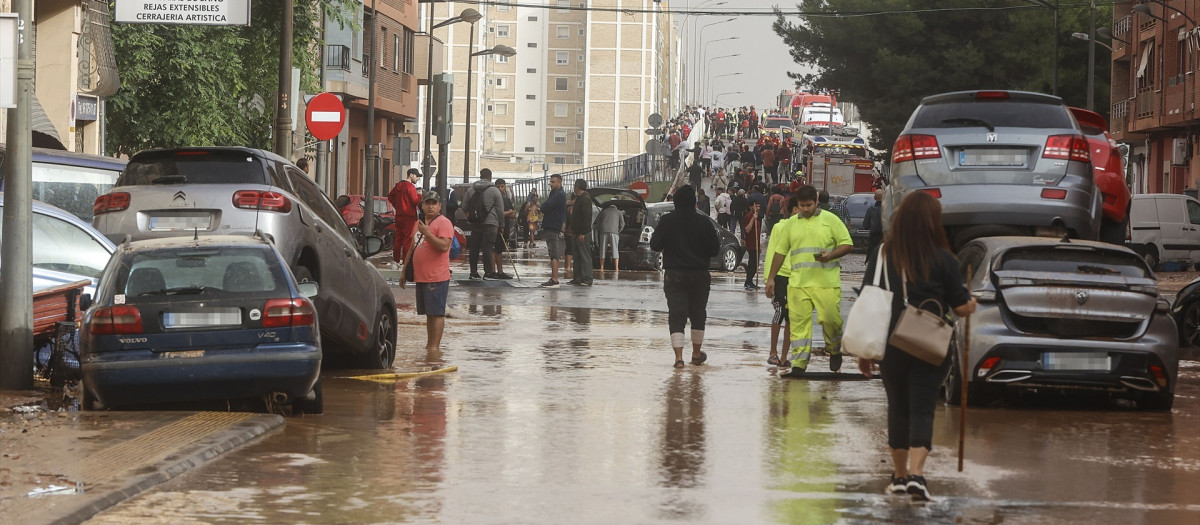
[993,269,1158,323]
[587,187,645,205]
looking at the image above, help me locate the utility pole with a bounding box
[364,0,379,239]
[275,0,294,160]
[315,10,328,191]
[0,0,34,389]
[1086,0,1095,110]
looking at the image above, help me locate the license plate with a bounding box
[149,215,211,231]
[163,309,241,328]
[1043,352,1110,371]
[161,350,205,359]
[959,149,1026,166]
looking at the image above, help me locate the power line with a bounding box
[416,1,1107,18]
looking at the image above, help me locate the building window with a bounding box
[496,4,511,11]
[526,94,536,100]
[379,28,387,69]
[393,34,400,71]
[555,77,568,90]
[526,120,536,126]
[497,25,510,38]
[576,107,584,115]
[554,156,566,164]
[525,147,535,152]
[555,103,568,117]
[554,130,568,143]
[577,81,585,89]
[403,28,415,74]
[556,51,569,65]
[494,128,508,142]
[556,0,570,13]
[496,102,509,115]
[527,42,538,48]
[494,77,508,89]
[556,26,569,39]
[527,68,537,73]
[528,16,538,21]
[496,55,510,63]
[578,54,584,61]
[579,28,585,36]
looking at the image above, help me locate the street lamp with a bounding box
[679,1,726,110]
[704,55,741,102]
[692,18,734,102]
[1072,32,1113,52]
[700,37,738,104]
[422,8,481,199]
[1096,26,1131,46]
[463,45,517,183]
[713,91,743,106]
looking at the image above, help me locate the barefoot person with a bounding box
[649,185,720,368]
[401,191,455,354]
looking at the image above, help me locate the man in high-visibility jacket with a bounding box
[764,185,853,377]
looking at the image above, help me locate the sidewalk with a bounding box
[0,389,282,524]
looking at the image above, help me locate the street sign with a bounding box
[645,128,664,135]
[648,113,663,127]
[645,139,669,157]
[115,0,252,26]
[630,181,650,199]
[305,93,345,141]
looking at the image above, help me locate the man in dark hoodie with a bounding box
[462,168,507,280]
[649,185,720,369]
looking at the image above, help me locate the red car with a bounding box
[1070,107,1131,244]
[336,195,394,227]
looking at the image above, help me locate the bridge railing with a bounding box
[506,153,671,202]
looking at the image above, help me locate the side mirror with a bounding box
[362,235,385,257]
[79,293,93,311]
[297,282,320,298]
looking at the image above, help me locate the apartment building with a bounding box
[1109,1,1200,195]
[421,0,677,181]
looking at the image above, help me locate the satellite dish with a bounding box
[648,113,663,128]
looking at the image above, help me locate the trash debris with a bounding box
[27,484,74,497]
[12,406,41,414]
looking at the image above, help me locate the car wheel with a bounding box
[1137,390,1174,411]
[293,265,315,284]
[720,246,739,272]
[360,306,396,369]
[943,351,963,406]
[80,381,101,411]
[291,378,324,415]
[1099,215,1128,246]
[1140,246,1159,271]
[1180,300,1200,348]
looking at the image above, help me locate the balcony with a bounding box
[326,45,350,72]
[363,54,372,76]
[1135,87,1156,120]
[1111,99,1130,137]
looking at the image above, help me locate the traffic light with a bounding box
[433,73,454,144]
[393,136,412,168]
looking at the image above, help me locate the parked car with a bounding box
[92,147,397,369]
[1069,107,1131,245]
[761,115,794,134]
[335,194,397,248]
[885,90,1102,248]
[1126,193,1200,270]
[1173,277,1200,348]
[585,188,742,271]
[947,236,1179,410]
[843,193,875,247]
[79,234,323,413]
[0,145,127,223]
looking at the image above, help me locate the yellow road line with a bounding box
[349,366,459,383]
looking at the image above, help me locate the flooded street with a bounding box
[86,253,1200,524]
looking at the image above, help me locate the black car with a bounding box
[1174,277,1200,349]
[585,188,742,271]
[843,193,875,247]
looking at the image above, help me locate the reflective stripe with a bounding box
[789,247,823,256]
[791,261,841,270]
[790,350,812,363]
[789,339,812,350]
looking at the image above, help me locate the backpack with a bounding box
[767,196,783,218]
[449,229,462,259]
[466,188,488,225]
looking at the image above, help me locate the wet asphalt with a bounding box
[84,252,1200,524]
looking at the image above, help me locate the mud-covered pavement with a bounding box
[85,252,1200,524]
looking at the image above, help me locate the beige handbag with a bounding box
[888,270,953,365]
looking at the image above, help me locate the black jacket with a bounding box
[650,207,720,270]
[569,191,593,235]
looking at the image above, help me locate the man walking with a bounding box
[713,187,732,229]
[540,174,568,287]
[399,191,454,355]
[743,200,761,290]
[462,167,506,280]
[568,179,595,286]
[764,185,853,377]
[649,185,720,368]
[596,203,625,272]
[388,167,422,264]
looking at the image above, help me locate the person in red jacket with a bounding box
[388,168,422,263]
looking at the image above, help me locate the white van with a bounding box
[1127,193,1200,270]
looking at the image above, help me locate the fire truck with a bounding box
[796,130,875,195]
[778,91,838,125]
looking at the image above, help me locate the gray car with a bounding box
[843,193,874,247]
[92,147,396,369]
[946,236,1178,410]
[885,90,1102,248]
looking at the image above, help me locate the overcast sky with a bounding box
[674,0,812,111]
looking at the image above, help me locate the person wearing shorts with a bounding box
[764,197,799,367]
[539,174,568,288]
[405,191,454,353]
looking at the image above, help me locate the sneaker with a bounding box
[469,274,483,281]
[494,272,514,280]
[906,475,931,501]
[744,284,755,291]
[566,279,582,285]
[780,367,806,378]
[579,281,593,287]
[887,475,907,495]
[540,279,560,288]
[829,353,843,372]
[483,273,499,280]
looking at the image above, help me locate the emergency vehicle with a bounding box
[796,131,874,195]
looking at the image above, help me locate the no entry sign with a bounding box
[305,93,346,141]
[630,181,649,199]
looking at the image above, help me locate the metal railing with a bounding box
[326,45,350,72]
[506,153,672,203]
[1111,99,1131,134]
[1135,87,1155,119]
[1114,15,1132,50]
[362,53,372,76]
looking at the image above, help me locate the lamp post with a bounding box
[700,37,738,104]
[692,19,734,102]
[463,44,517,183]
[1096,26,1131,46]
[713,91,743,106]
[421,8,482,194]
[679,1,726,111]
[1072,32,1113,52]
[704,54,741,103]
[707,71,742,102]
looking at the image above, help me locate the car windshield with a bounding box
[0,207,112,278]
[117,246,286,298]
[764,118,791,128]
[845,195,873,218]
[912,101,1074,129]
[118,151,267,186]
[373,198,390,214]
[997,246,1150,278]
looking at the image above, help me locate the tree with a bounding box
[105,1,356,156]
[773,1,1111,150]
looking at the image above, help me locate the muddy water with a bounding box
[87,256,1200,524]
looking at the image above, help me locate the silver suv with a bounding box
[92,147,396,369]
[885,90,1102,248]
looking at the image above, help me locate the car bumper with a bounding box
[82,343,321,408]
[961,305,1179,395]
[936,184,1100,239]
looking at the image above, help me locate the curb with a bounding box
[44,414,283,525]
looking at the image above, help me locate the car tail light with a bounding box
[1043,135,1091,163]
[1041,188,1068,199]
[233,190,293,213]
[974,91,1010,101]
[919,188,942,199]
[977,356,1001,378]
[262,298,315,327]
[892,134,941,163]
[93,192,131,216]
[90,305,144,335]
[1149,365,1168,387]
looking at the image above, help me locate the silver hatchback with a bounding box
[92,147,397,369]
[885,90,1102,248]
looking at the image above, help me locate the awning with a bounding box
[1136,43,1151,78]
[31,96,65,150]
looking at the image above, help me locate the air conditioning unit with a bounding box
[1172,137,1189,165]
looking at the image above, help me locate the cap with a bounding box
[421,190,442,203]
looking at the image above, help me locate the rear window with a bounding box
[118,151,268,186]
[845,195,873,217]
[117,246,286,299]
[997,247,1149,278]
[764,118,792,128]
[912,101,1074,130]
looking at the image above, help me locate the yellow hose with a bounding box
[349,365,459,383]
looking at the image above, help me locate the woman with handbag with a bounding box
[857,191,976,502]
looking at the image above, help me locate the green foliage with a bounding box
[105,0,357,156]
[774,1,1112,149]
